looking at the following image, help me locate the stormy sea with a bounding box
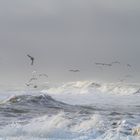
[0,81,140,140]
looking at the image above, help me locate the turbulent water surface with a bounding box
[0,81,140,140]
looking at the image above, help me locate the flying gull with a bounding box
[127,64,132,68]
[111,61,121,65]
[28,77,38,83]
[39,73,48,78]
[95,62,112,67]
[27,54,34,65]
[25,83,38,89]
[25,83,33,87]
[69,69,80,72]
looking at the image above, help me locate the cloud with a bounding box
[0,0,140,84]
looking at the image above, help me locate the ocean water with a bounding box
[0,81,140,140]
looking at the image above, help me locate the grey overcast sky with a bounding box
[0,0,140,85]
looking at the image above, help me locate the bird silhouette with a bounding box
[127,64,131,68]
[69,69,80,72]
[39,73,48,78]
[28,77,38,83]
[95,62,112,67]
[111,61,121,65]
[27,54,34,65]
[25,83,33,87]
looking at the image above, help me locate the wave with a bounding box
[0,94,79,112]
[0,81,140,139]
[4,94,65,106]
[0,94,82,127]
[42,80,140,95]
[0,111,139,140]
[0,92,139,139]
[0,112,104,139]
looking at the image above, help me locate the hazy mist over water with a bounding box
[0,0,140,86]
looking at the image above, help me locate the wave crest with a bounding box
[43,80,139,95]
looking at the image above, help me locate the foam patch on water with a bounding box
[0,112,139,140]
[40,81,140,107]
[0,81,140,140]
[42,81,139,96]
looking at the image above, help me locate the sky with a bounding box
[0,0,140,85]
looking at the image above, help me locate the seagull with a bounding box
[28,77,38,83]
[95,62,112,67]
[25,83,33,87]
[104,63,112,66]
[39,73,48,78]
[25,83,38,89]
[127,64,131,68]
[69,69,80,72]
[27,54,34,65]
[111,61,121,65]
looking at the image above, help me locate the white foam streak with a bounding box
[0,112,139,140]
[0,113,72,139]
[0,81,140,140]
[42,81,140,97]
[41,81,140,106]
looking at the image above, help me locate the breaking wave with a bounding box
[0,109,139,140]
[0,81,140,139]
[43,80,140,95]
